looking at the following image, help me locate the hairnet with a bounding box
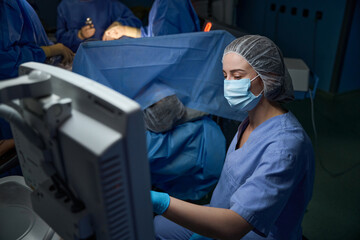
[223,35,294,103]
[143,95,186,133]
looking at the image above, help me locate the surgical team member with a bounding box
[144,95,226,201]
[102,0,200,40]
[151,35,315,240]
[56,0,142,52]
[0,0,74,81]
[0,0,74,140]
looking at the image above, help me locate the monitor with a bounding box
[0,62,154,240]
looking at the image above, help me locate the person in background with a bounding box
[150,35,315,240]
[102,0,200,40]
[56,0,142,52]
[0,0,74,81]
[0,0,74,177]
[143,95,226,202]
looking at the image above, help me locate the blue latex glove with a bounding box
[150,190,170,215]
[189,233,213,240]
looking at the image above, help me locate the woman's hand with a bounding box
[162,197,253,240]
[151,190,170,215]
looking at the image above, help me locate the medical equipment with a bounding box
[283,58,319,145]
[284,58,310,92]
[85,17,93,26]
[0,176,61,240]
[0,62,154,240]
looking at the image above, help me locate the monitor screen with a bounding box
[0,62,154,240]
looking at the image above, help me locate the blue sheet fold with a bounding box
[73,30,247,121]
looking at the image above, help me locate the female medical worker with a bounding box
[151,35,315,240]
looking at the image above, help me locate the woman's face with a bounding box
[222,52,263,96]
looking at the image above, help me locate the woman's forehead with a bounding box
[222,52,252,72]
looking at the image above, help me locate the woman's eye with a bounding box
[234,76,242,80]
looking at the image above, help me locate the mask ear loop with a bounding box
[250,75,264,97]
[250,75,260,82]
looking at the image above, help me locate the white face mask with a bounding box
[224,75,263,111]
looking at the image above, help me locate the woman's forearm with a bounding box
[163,197,253,240]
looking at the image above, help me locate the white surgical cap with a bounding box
[223,35,294,103]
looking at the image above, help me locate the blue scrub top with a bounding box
[147,117,226,201]
[56,0,142,52]
[141,0,200,37]
[210,112,315,239]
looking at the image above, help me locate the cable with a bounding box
[0,104,44,148]
[310,91,360,177]
[318,143,360,178]
[308,89,317,140]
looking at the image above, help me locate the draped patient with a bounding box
[143,95,226,201]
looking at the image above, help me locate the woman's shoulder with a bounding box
[280,112,310,140]
[264,111,307,135]
[258,112,313,152]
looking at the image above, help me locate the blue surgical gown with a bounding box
[0,0,51,139]
[0,0,51,81]
[56,0,142,52]
[147,117,226,201]
[141,0,200,37]
[210,112,315,239]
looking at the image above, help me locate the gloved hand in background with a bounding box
[150,190,170,215]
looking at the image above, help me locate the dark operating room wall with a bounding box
[338,0,360,93]
[120,0,153,8]
[234,0,355,94]
[28,0,61,32]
